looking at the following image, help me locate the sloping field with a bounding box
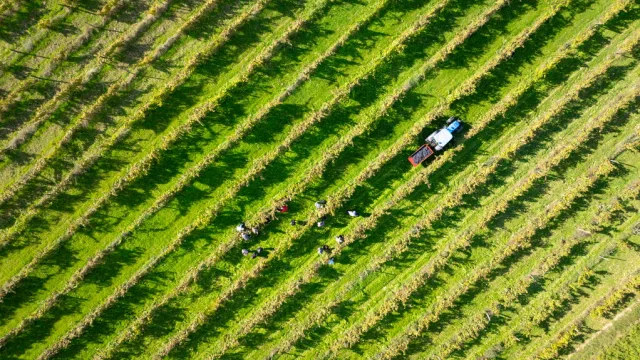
[0,0,638,359]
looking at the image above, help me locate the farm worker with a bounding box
[328,258,335,265]
[322,245,332,254]
[317,247,324,255]
[251,227,259,235]
[347,210,359,217]
[236,223,246,232]
[290,219,297,226]
[256,247,263,254]
[335,235,344,244]
[315,200,326,209]
[277,205,289,213]
[242,249,249,256]
[242,232,251,241]
[317,216,326,228]
[252,251,258,259]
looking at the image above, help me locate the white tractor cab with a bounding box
[408,117,463,166]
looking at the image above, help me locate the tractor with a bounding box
[408,117,463,166]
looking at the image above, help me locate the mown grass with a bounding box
[0,0,638,358]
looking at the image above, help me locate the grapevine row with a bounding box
[508,238,637,359]
[252,18,640,359]
[0,0,276,338]
[144,1,540,356]
[592,275,640,319]
[565,277,640,358]
[0,0,136,119]
[0,3,75,88]
[0,0,223,200]
[0,0,170,154]
[372,112,640,356]
[40,0,400,356]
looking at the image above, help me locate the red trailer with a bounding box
[408,144,434,167]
